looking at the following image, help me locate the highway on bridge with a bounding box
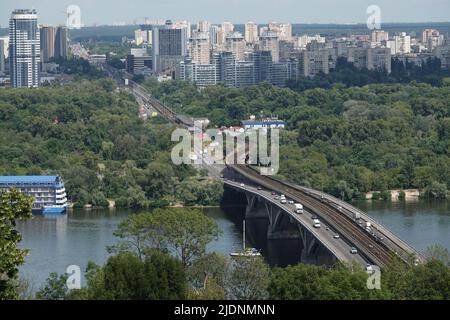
[224,179,368,266]
[72,43,423,269]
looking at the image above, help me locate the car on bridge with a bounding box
[313,219,321,228]
[280,198,287,204]
[333,234,340,239]
[350,247,358,254]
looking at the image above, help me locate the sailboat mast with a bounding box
[243,220,246,251]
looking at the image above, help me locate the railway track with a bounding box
[129,81,179,124]
[232,164,395,268]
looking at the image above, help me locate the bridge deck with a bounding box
[225,180,368,267]
[229,165,420,269]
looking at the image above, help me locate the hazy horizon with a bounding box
[1,0,450,28]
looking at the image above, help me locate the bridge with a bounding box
[73,45,423,269]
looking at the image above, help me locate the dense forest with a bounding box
[141,78,450,200]
[0,79,222,208]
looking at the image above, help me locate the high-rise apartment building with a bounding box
[260,31,280,62]
[190,32,210,64]
[197,20,210,33]
[393,32,411,54]
[367,47,391,73]
[152,20,188,73]
[422,29,444,51]
[246,50,272,83]
[178,59,217,88]
[422,29,439,44]
[371,30,389,44]
[221,22,234,43]
[268,22,292,41]
[225,32,245,61]
[0,39,5,73]
[279,40,295,61]
[209,25,220,47]
[174,20,192,38]
[9,9,40,88]
[298,49,330,77]
[40,26,68,63]
[55,26,68,60]
[245,21,259,44]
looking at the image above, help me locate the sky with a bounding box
[1,0,450,27]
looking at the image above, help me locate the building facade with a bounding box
[152,21,188,74]
[0,176,68,214]
[225,32,245,61]
[259,31,280,62]
[189,32,210,64]
[40,26,68,63]
[0,39,5,73]
[9,9,40,88]
[245,21,259,44]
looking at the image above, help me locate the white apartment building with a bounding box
[9,9,40,88]
[245,21,259,44]
[260,31,280,62]
[225,32,245,61]
[190,32,211,64]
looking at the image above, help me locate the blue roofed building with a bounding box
[241,117,286,130]
[0,176,68,214]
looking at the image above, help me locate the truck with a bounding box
[294,203,304,214]
[313,219,321,228]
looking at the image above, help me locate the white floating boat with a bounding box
[230,220,262,257]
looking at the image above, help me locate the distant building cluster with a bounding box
[127,20,450,88]
[2,9,69,88]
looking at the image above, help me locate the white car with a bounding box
[333,234,340,239]
[313,219,321,228]
[288,200,294,204]
[280,199,287,204]
[350,247,358,254]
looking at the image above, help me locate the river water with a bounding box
[17,200,450,292]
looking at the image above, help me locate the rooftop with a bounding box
[12,9,37,15]
[0,176,60,184]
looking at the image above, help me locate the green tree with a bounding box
[227,256,270,300]
[112,209,221,266]
[35,272,69,300]
[188,253,229,294]
[0,189,33,300]
[92,251,185,300]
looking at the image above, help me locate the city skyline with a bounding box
[1,0,450,27]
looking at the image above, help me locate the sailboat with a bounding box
[230,220,262,257]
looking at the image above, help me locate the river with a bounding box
[17,200,450,292]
